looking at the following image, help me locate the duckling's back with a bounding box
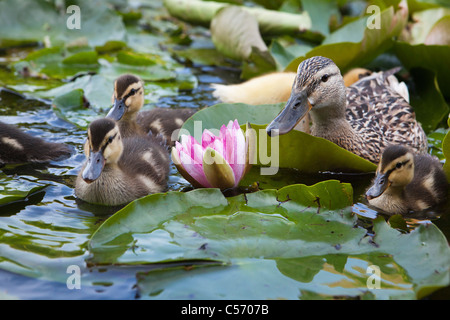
[405,153,448,211]
[119,135,170,194]
[136,108,195,145]
[0,121,71,165]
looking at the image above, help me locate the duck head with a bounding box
[266,56,346,137]
[82,118,123,183]
[107,74,144,121]
[366,145,415,200]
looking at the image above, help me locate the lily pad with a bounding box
[179,102,376,173]
[394,41,450,98]
[0,0,126,48]
[13,46,100,80]
[285,1,408,73]
[51,88,99,129]
[407,68,449,132]
[88,182,450,299]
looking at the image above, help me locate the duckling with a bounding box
[106,74,195,145]
[0,121,71,166]
[366,145,448,214]
[266,56,427,163]
[75,118,170,206]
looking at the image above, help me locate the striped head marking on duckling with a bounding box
[82,118,123,183]
[366,145,414,200]
[107,74,144,121]
[266,56,346,136]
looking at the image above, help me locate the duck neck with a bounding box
[309,101,357,144]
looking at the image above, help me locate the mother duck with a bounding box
[266,56,427,163]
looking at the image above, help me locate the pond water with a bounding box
[0,60,449,299]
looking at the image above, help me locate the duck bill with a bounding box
[266,90,311,137]
[106,98,126,121]
[82,151,105,183]
[366,172,390,200]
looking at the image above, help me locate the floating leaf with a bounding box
[408,68,449,132]
[88,182,450,299]
[285,1,408,73]
[51,88,98,129]
[403,8,450,44]
[0,0,126,48]
[442,124,450,181]
[394,42,450,98]
[13,46,99,79]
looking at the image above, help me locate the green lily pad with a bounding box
[51,88,99,129]
[179,102,376,173]
[0,0,126,48]
[405,8,450,44]
[285,2,408,73]
[13,46,100,80]
[408,68,449,132]
[442,124,450,181]
[88,182,450,299]
[247,124,377,173]
[394,41,450,98]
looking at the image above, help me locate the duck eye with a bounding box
[396,162,402,169]
[321,74,329,82]
[108,136,114,144]
[130,88,137,95]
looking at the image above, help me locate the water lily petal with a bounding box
[180,134,203,164]
[201,129,216,149]
[226,120,247,184]
[203,147,235,189]
[171,146,204,188]
[244,122,256,176]
[179,147,212,188]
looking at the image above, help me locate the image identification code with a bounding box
[181,304,269,317]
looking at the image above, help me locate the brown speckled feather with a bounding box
[344,71,427,163]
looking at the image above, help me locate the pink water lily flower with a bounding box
[172,120,253,190]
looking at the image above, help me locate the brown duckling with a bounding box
[75,118,170,206]
[366,145,448,214]
[106,74,195,145]
[0,121,71,166]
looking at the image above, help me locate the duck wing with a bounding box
[345,70,428,162]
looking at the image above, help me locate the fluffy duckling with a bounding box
[0,121,71,166]
[107,74,195,144]
[266,56,427,163]
[366,145,448,214]
[75,118,170,206]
